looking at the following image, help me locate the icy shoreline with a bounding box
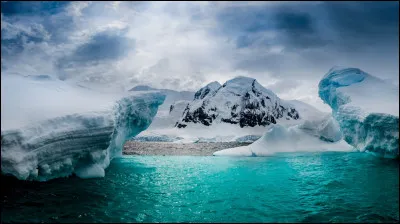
[123,141,251,156]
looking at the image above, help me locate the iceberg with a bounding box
[214,115,353,156]
[318,67,399,158]
[1,75,165,181]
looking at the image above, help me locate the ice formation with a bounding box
[1,75,165,181]
[214,115,353,157]
[319,67,399,158]
[234,135,262,143]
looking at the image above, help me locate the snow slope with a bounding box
[129,85,194,129]
[133,78,329,143]
[1,75,165,181]
[129,85,194,114]
[214,115,352,157]
[319,67,399,158]
[286,100,328,121]
[176,77,300,128]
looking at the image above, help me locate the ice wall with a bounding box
[1,75,165,181]
[318,67,399,158]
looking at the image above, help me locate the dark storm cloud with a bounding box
[1,1,69,16]
[214,5,275,36]
[57,28,135,69]
[73,29,133,62]
[213,1,398,80]
[321,1,399,50]
[272,10,331,50]
[1,1,76,52]
[215,1,398,50]
[275,11,313,32]
[214,3,330,51]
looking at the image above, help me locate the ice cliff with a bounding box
[1,75,165,181]
[318,67,399,158]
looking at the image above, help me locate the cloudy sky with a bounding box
[1,1,398,111]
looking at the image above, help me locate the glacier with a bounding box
[1,75,165,181]
[213,115,353,157]
[318,67,399,158]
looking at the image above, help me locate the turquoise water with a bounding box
[2,152,399,223]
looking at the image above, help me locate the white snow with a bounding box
[214,118,353,157]
[136,123,268,143]
[129,85,194,130]
[133,78,329,143]
[148,100,190,128]
[234,135,262,143]
[187,77,280,120]
[1,75,165,181]
[176,76,302,128]
[319,67,399,158]
[286,99,328,120]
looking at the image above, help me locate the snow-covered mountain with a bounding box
[131,77,333,144]
[175,77,301,128]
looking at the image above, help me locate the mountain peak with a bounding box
[176,77,300,128]
[223,76,257,88]
[194,81,221,100]
[206,81,222,89]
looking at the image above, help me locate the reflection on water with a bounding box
[2,151,399,223]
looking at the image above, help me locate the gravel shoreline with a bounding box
[123,141,251,156]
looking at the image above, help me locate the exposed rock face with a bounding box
[175,77,300,128]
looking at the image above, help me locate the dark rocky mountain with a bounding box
[175,77,300,128]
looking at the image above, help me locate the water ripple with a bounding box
[2,151,399,223]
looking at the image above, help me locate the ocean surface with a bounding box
[2,151,399,223]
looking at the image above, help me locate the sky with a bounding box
[1,1,399,112]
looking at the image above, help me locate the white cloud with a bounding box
[1,1,398,111]
[66,1,92,17]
